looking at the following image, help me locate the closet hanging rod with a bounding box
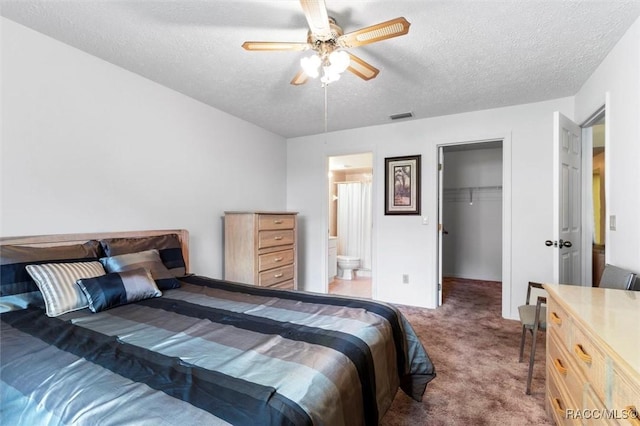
[443,185,503,191]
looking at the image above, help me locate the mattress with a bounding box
[1,275,435,425]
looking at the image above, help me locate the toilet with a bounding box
[337,255,360,280]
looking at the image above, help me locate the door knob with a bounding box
[545,240,572,248]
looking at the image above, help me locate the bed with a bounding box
[0,229,435,425]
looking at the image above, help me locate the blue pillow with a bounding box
[76,268,161,312]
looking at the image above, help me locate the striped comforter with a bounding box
[0,275,435,425]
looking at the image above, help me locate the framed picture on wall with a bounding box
[385,155,421,215]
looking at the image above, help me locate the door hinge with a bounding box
[438,163,443,171]
[438,283,442,291]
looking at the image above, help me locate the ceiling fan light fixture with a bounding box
[321,67,341,84]
[301,55,321,78]
[242,2,411,86]
[319,50,350,84]
[328,50,350,74]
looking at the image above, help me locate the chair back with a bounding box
[629,275,639,291]
[599,264,637,290]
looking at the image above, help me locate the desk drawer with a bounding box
[258,230,294,249]
[258,215,295,231]
[259,264,294,287]
[258,249,294,271]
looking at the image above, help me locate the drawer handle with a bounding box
[573,344,592,364]
[553,358,568,376]
[625,406,640,426]
[274,236,283,241]
[273,220,283,224]
[550,311,562,325]
[551,398,565,415]
[274,273,284,278]
[274,257,284,262]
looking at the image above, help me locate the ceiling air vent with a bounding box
[389,112,413,120]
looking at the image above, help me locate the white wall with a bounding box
[0,18,288,277]
[574,16,640,274]
[287,16,640,317]
[442,148,502,281]
[288,97,574,319]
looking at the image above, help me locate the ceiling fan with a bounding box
[242,0,411,85]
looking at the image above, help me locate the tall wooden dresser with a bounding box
[543,284,640,425]
[224,211,298,290]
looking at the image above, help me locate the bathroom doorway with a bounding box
[327,153,373,298]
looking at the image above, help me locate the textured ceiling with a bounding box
[2,1,640,138]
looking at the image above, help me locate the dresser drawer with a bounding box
[267,279,295,290]
[548,298,571,349]
[259,264,294,287]
[611,368,640,425]
[258,249,294,271]
[258,215,295,231]
[547,365,581,426]
[548,331,586,408]
[583,386,617,426]
[258,230,294,249]
[570,324,607,402]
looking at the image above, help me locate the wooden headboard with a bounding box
[0,229,190,272]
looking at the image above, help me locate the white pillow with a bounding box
[25,261,106,317]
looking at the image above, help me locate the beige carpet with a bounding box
[382,278,552,426]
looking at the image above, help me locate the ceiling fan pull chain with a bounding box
[324,82,328,135]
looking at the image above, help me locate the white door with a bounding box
[437,147,444,305]
[552,112,582,285]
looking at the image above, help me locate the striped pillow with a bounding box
[76,268,161,313]
[25,261,106,317]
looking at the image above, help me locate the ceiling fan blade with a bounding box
[300,0,332,41]
[242,41,310,51]
[338,17,411,48]
[346,53,380,81]
[290,70,309,85]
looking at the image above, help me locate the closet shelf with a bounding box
[443,185,502,203]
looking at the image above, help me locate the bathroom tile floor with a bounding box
[328,275,372,299]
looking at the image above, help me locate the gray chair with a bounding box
[518,281,546,395]
[598,264,637,290]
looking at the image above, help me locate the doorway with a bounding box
[327,153,373,298]
[438,141,504,304]
[581,108,606,286]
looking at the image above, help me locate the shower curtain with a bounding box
[337,182,372,270]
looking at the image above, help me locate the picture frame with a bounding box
[384,155,421,215]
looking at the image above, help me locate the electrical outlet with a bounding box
[610,215,617,231]
[402,274,409,284]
